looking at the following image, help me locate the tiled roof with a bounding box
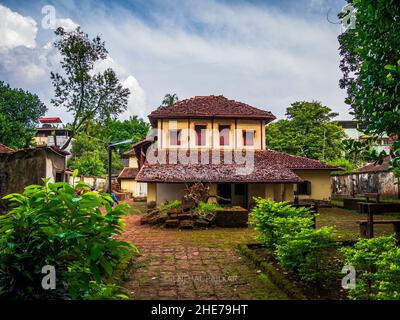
[118,167,139,180]
[0,144,15,154]
[148,95,275,125]
[136,150,339,183]
[357,156,391,173]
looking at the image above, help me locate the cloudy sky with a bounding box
[0,0,349,123]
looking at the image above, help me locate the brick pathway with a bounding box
[121,214,289,300]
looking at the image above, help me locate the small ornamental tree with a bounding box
[0,175,138,299]
[340,235,400,300]
[250,198,315,248]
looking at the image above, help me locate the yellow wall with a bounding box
[120,179,141,196]
[147,183,157,202]
[158,119,265,150]
[293,170,332,200]
[128,156,139,168]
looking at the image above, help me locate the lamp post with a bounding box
[107,138,134,194]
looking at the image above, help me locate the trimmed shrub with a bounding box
[275,226,338,283]
[0,178,138,300]
[340,235,400,300]
[250,198,315,248]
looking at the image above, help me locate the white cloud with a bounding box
[0,4,37,50]
[0,0,351,124]
[122,75,147,119]
[56,18,79,32]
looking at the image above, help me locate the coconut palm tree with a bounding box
[160,93,179,108]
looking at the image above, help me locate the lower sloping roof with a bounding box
[357,156,391,173]
[135,150,339,183]
[118,167,139,180]
[0,144,15,154]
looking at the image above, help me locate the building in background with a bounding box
[0,145,68,210]
[117,145,148,199]
[337,120,392,154]
[34,117,73,155]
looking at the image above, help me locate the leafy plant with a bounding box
[250,198,315,248]
[340,235,400,300]
[0,176,138,299]
[275,226,338,284]
[158,200,182,212]
[195,201,222,218]
[338,0,400,173]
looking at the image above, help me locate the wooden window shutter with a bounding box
[306,181,312,195]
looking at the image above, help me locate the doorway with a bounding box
[217,183,232,205]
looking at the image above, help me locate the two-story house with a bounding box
[128,95,338,208]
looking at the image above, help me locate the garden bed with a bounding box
[238,243,348,300]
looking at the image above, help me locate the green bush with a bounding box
[275,226,338,283]
[250,198,315,248]
[340,235,400,300]
[195,201,222,218]
[0,177,139,300]
[158,200,182,212]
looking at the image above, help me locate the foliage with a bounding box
[266,101,346,161]
[328,157,357,172]
[68,133,123,176]
[196,201,222,218]
[275,226,338,283]
[50,27,130,150]
[0,81,47,149]
[159,93,179,108]
[340,235,400,300]
[250,198,337,284]
[250,198,315,248]
[338,0,400,173]
[0,177,138,299]
[93,117,150,154]
[158,200,182,212]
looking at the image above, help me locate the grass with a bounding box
[317,206,400,241]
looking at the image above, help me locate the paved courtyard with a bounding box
[121,213,288,300]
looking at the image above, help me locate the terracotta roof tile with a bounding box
[118,167,139,180]
[357,156,391,173]
[136,150,338,183]
[148,95,275,125]
[0,144,15,154]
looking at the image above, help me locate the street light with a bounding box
[107,138,134,194]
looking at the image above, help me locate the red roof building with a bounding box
[123,95,338,207]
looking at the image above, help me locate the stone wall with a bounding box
[0,148,66,210]
[332,171,399,200]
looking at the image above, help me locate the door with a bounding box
[217,183,232,205]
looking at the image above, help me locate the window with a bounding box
[195,125,207,146]
[169,129,181,146]
[243,130,255,146]
[297,180,311,195]
[219,125,230,146]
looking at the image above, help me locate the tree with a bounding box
[92,116,150,154]
[0,81,47,149]
[266,101,346,161]
[160,93,179,108]
[67,133,122,177]
[338,0,400,173]
[50,27,130,150]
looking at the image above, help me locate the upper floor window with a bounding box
[169,129,181,146]
[243,130,255,146]
[195,125,207,146]
[219,125,230,146]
